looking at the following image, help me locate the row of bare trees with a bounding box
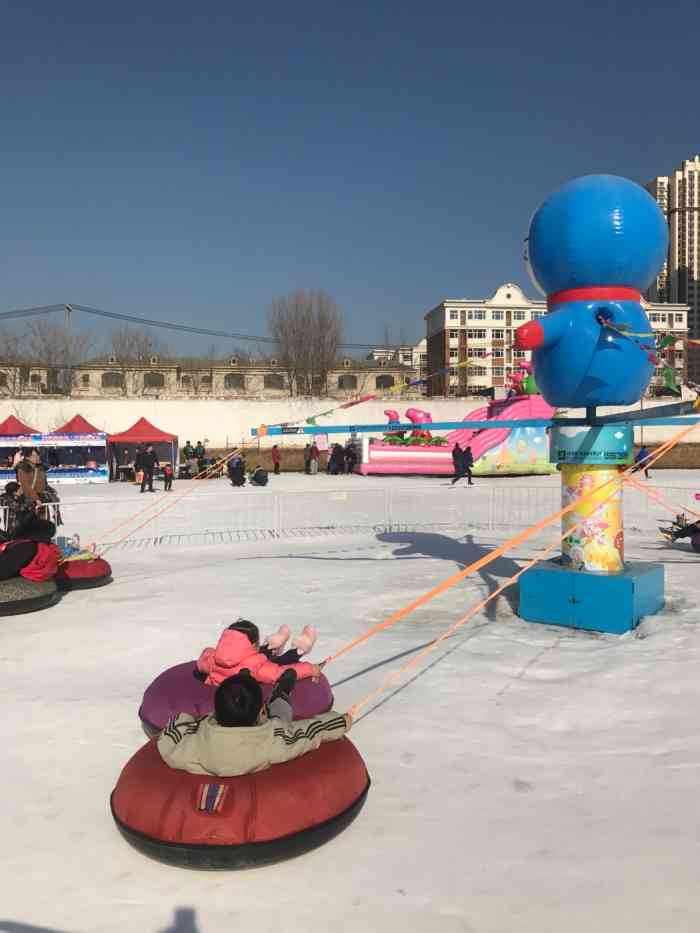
[0,289,394,398]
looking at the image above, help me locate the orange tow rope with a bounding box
[340,417,700,716]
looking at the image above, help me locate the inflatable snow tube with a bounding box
[138,661,334,737]
[56,557,112,591]
[0,577,58,616]
[111,737,369,869]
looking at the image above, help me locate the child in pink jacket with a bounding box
[197,619,323,687]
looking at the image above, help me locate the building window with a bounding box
[448,367,456,376]
[491,329,504,339]
[468,366,487,376]
[81,373,90,386]
[264,374,285,390]
[492,349,504,358]
[449,329,459,339]
[513,350,526,358]
[491,310,504,320]
[469,348,486,358]
[143,372,165,389]
[376,374,395,390]
[337,374,357,390]
[449,310,459,321]
[401,353,412,364]
[181,375,192,388]
[449,350,459,360]
[0,373,7,388]
[493,367,504,376]
[101,371,124,389]
[531,311,544,319]
[468,310,486,320]
[30,373,41,384]
[224,373,245,390]
[200,375,212,388]
[513,311,526,321]
[676,313,685,323]
[467,329,487,339]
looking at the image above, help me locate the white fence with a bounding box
[48,482,699,550]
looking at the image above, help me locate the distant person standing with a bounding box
[182,440,194,460]
[633,445,651,480]
[309,442,320,475]
[271,445,281,475]
[450,442,463,486]
[303,444,311,475]
[344,441,357,474]
[163,463,174,491]
[137,444,159,493]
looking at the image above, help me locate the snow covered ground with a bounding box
[2,473,700,933]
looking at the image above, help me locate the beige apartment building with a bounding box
[425,283,688,398]
[647,155,700,381]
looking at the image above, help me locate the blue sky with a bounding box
[0,0,698,353]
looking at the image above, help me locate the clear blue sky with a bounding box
[1,0,698,353]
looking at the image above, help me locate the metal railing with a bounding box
[46,481,699,550]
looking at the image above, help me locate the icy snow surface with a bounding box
[2,472,700,933]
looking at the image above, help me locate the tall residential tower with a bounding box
[647,155,700,380]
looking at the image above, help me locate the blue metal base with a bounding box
[518,560,664,635]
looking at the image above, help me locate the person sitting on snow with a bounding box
[158,668,351,776]
[0,516,61,582]
[249,465,268,486]
[196,619,323,687]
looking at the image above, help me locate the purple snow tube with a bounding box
[138,661,334,736]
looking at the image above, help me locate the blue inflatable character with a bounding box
[515,174,669,407]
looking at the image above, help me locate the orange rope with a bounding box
[625,472,700,522]
[326,421,696,666]
[96,448,243,556]
[347,473,628,717]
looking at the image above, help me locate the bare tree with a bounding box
[0,327,29,396]
[107,326,171,395]
[24,320,93,394]
[268,289,343,396]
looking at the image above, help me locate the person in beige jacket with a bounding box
[158,669,351,777]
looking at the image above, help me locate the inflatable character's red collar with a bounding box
[547,287,641,310]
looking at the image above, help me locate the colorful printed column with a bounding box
[561,465,624,572]
[550,424,633,574]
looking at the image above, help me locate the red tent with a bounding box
[0,414,38,436]
[108,417,177,444]
[53,414,104,435]
[108,417,178,472]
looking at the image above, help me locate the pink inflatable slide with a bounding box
[357,394,555,476]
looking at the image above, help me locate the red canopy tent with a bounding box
[53,414,103,435]
[108,417,178,475]
[0,415,38,436]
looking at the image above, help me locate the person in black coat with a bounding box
[450,443,474,486]
[136,445,159,493]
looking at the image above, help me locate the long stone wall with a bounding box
[0,396,697,449]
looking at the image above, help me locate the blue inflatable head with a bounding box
[516,174,669,408]
[526,174,668,295]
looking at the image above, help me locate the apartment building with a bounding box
[425,283,688,398]
[646,155,700,380]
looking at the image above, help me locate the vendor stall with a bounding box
[0,413,109,485]
[107,417,178,482]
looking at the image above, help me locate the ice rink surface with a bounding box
[2,472,700,933]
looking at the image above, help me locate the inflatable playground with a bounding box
[355,386,556,477]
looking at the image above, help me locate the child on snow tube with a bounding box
[197,620,324,688]
[158,669,351,776]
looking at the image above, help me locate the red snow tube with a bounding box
[111,738,370,869]
[56,557,112,590]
